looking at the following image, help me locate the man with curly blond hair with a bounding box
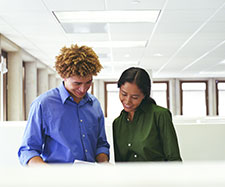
[18,44,110,165]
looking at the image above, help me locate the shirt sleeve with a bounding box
[95,108,110,159]
[157,109,182,161]
[18,101,45,165]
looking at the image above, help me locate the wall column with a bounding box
[208,78,217,116]
[170,79,178,115]
[24,61,37,119]
[37,68,48,96]
[48,74,56,90]
[175,79,181,115]
[7,50,24,120]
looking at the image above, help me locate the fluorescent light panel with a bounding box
[61,23,108,33]
[54,10,160,23]
[76,41,146,48]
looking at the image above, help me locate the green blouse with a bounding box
[113,98,182,162]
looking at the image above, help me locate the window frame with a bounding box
[152,81,170,109]
[180,80,209,116]
[104,81,117,118]
[215,80,225,116]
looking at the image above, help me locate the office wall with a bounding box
[1,119,225,166]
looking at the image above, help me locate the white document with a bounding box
[74,160,97,165]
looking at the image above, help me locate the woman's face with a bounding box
[119,82,145,113]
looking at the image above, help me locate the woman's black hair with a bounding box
[118,67,151,98]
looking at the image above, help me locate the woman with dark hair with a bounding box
[113,67,182,162]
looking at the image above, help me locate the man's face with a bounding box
[64,75,93,103]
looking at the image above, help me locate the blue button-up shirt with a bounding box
[18,82,110,165]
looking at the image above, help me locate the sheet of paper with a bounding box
[74,160,97,165]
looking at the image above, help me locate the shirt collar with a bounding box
[79,92,93,105]
[58,82,93,104]
[58,82,70,104]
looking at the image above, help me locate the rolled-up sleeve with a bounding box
[18,101,45,165]
[95,110,110,158]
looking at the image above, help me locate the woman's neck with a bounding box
[127,112,134,121]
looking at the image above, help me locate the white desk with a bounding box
[0,162,225,187]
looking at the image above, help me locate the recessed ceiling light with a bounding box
[153,53,163,57]
[219,59,225,64]
[98,53,110,59]
[54,10,160,23]
[131,0,141,4]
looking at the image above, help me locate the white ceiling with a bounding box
[0,0,225,79]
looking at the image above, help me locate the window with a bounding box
[104,82,123,119]
[180,81,208,116]
[151,81,169,109]
[216,80,225,116]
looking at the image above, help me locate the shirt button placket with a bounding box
[80,119,88,156]
[80,120,86,138]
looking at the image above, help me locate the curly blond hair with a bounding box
[55,44,102,78]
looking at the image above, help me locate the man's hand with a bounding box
[27,156,47,166]
[96,153,109,163]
